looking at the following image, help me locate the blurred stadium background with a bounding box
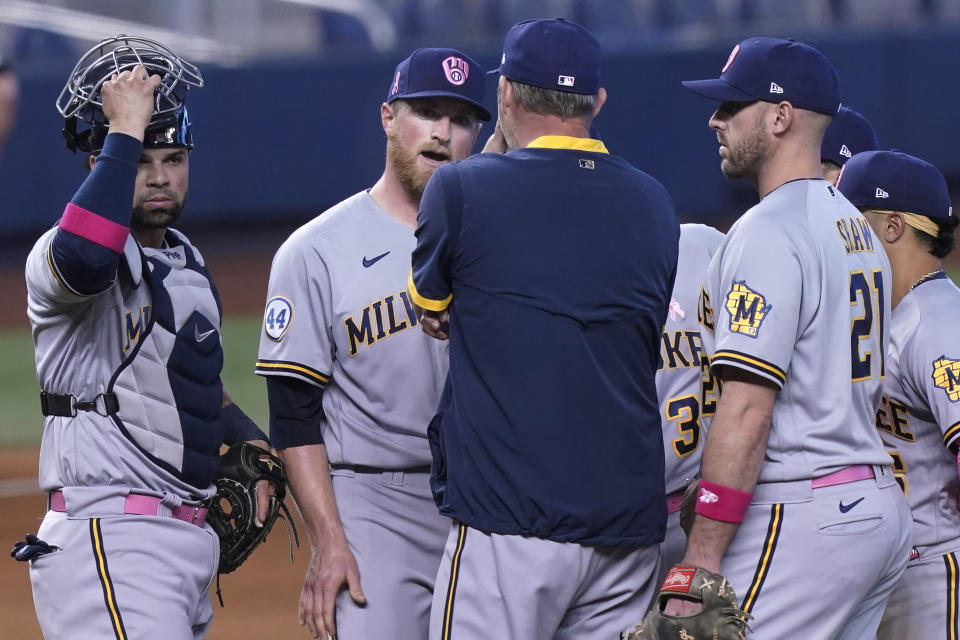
[1,0,960,637]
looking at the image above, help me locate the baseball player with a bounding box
[835,150,960,639]
[656,222,724,584]
[664,37,912,637]
[411,19,679,640]
[15,36,271,639]
[254,48,489,639]
[821,105,879,185]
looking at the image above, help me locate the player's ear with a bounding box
[886,212,909,243]
[592,87,607,119]
[380,102,396,136]
[86,154,96,171]
[771,101,793,134]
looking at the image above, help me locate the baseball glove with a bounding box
[620,565,752,640]
[207,443,299,575]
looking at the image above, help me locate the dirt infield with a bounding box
[0,446,312,639]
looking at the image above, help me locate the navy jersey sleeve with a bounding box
[409,163,463,311]
[51,133,141,295]
[266,375,325,449]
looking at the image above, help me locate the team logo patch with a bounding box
[725,281,772,338]
[443,56,469,86]
[722,44,740,72]
[263,296,294,342]
[578,158,595,170]
[661,566,697,594]
[932,356,960,402]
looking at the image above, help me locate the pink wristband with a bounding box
[693,479,752,524]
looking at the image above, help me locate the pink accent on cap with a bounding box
[391,70,401,95]
[666,488,686,514]
[443,56,469,86]
[694,479,752,523]
[59,203,129,253]
[722,44,740,73]
[48,490,208,527]
[811,464,874,489]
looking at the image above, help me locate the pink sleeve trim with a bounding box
[59,203,129,253]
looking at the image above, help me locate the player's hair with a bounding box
[914,215,959,258]
[821,160,841,174]
[507,80,595,120]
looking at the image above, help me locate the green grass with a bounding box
[0,314,268,446]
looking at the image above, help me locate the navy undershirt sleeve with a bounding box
[266,376,326,450]
[51,133,142,294]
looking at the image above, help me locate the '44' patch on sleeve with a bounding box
[724,281,772,338]
[932,356,960,402]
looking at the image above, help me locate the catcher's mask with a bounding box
[56,34,203,153]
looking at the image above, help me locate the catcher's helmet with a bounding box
[56,35,203,153]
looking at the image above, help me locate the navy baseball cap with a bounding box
[682,37,840,115]
[821,106,879,166]
[837,150,953,220]
[489,18,601,95]
[387,47,491,121]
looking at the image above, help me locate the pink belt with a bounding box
[666,488,686,514]
[811,465,875,489]
[49,490,209,527]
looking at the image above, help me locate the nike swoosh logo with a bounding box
[839,497,865,513]
[195,326,216,342]
[362,251,390,268]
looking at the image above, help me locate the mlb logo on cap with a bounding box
[558,75,575,87]
[387,47,492,120]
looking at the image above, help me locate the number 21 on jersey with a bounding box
[850,269,885,381]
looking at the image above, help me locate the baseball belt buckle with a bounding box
[72,392,120,417]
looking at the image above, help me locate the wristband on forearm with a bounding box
[693,479,753,524]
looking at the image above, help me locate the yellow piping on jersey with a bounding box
[441,524,468,640]
[408,271,452,312]
[45,249,75,295]
[943,421,960,447]
[90,518,127,640]
[254,361,330,384]
[742,503,783,614]
[711,350,786,385]
[526,136,609,153]
[947,552,958,640]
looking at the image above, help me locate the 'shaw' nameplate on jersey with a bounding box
[725,281,772,338]
[932,355,960,402]
[263,296,294,341]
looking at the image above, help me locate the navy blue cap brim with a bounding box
[681,78,757,103]
[388,89,492,121]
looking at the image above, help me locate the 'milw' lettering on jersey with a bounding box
[657,330,704,371]
[875,395,914,442]
[344,291,418,356]
[122,305,151,353]
[932,356,960,402]
[835,217,876,255]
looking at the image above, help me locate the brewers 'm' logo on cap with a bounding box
[443,56,469,86]
[722,44,740,73]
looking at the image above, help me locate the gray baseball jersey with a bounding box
[700,179,893,482]
[875,274,960,639]
[700,179,913,637]
[256,190,448,468]
[658,223,725,494]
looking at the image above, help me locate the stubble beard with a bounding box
[131,195,185,231]
[720,118,768,182]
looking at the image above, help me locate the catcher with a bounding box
[13,35,290,639]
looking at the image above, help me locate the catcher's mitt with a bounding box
[207,443,299,575]
[620,565,752,640]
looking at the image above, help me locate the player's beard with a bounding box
[131,190,186,230]
[719,117,768,181]
[387,130,439,201]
